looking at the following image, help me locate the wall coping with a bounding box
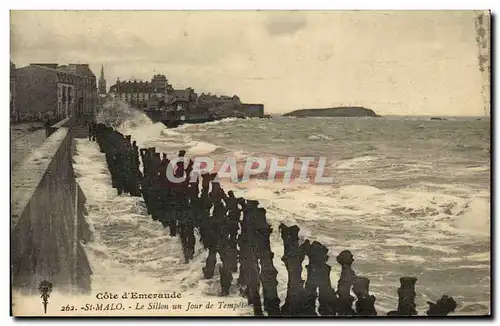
[51,117,72,129]
[11,127,70,228]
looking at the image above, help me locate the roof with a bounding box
[172,89,190,100]
[109,81,154,93]
[68,64,96,78]
[19,63,96,80]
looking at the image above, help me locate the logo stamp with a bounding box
[38,280,53,314]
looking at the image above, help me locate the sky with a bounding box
[10,10,490,116]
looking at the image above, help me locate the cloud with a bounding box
[10,11,252,67]
[263,12,307,36]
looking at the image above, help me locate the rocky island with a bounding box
[283,106,380,118]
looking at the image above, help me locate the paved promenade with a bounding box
[10,123,47,169]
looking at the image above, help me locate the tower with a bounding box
[98,65,107,95]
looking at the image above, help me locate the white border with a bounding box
[4,1,499,10]
[2,1,498,326]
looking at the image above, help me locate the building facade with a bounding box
[109,74,174,108]
[108,74,264,119]
[171,88,198,112]
[237,104,265,117]
[10,62,17,121]
[15,63,98,121]
[197,93,241,108]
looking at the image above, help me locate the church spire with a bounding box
[98,65,107,95]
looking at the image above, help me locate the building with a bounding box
[15,63,98,121]
[109,74,264,119]
[98,65,107,95]
[196,93,240,117]
[197,93,241,108]
[237,104,265,117]
[10,62,17,121]
[109,74,174,108]
[57,64,98,118]
[145,95,165,110]
[171,88,198,112]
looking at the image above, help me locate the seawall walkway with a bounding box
[11,128,47,169]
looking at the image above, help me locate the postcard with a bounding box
[10,10,491,317]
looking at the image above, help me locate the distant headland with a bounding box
[283,106,380,118]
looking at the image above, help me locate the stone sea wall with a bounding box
[11,117,93,295]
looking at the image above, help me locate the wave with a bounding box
[308,133,332,141]
[160,129,183,138]
[185,141,230,156]
[228,181,490,240]
[453,144,489,153]
[175,117,240,130]
[96,99,154,129]
[332,155,380,169]
[464,165,489,172]
[454,196,490,236]
[159,129,193,144]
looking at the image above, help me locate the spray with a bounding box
[96,98,153,129]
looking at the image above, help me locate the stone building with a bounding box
[10,61,17,121]
[197,93,241,107]
[196,93,242,117]
[171,88,198,112]
[109,74,174,108]
[15,63,98,121]
[195,93,264,118]
[238,103,265,117]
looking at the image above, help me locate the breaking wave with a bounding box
[96,99,153,129]
[332,155,380,169]
[308,133,332,141]
[175,117,240,131]
[185,141,230,156]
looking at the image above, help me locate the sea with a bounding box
[71,102,491,316]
